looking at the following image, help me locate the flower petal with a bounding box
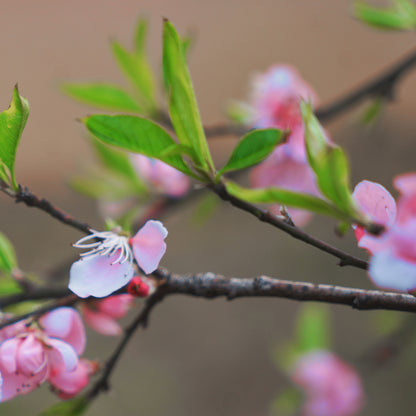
[41,307,86,355]
[0,364,47,402]
[82,304,122,336]
[97,294,134,319]
[69,252,135,298]
[394,173,416,195]
[47,339,78,373]
[130,220,168,274]
[352,180,396,226]
[369,248,416,291]
[16,335,45,377]
[0,338,19,374]
[49,359,91,399]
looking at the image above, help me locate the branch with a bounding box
[0,294,77,330]
[0,184,91,234]
[86,289,166,402]
[210,182,368,270]
[316,47,416,122]
[153,269,416,313]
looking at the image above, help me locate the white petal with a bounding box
[69,253,134,298]
[369,249,416,291]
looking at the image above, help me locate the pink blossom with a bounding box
[0,307,86,402]
[249,65,317,136]
[245,65,320,226]
[127,276,156,297]
[69,220,167,298]
[81,294,134,336]
[49,358,97,399]
[292,351,364,416]
[352,175,416,291]
[131,154,190,197]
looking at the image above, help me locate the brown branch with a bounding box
[86,289,167,402]
[210,182,369,270]
[0,184,91,234]
[152,269,416,313]
[0,294,78,330]
[316,47,416,122]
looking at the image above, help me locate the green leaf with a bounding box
[61,83,142,112]
[39,396,88,416]
[301,102,361,219]
[111,40,156,110]
[226,100,252,124]
[296,304,330,353]
[270,388,303,416]
[217,128,285,178]
[163,19,214,173]
[0,85,29,190]
[354,0,416,30]
[191,193,219,226]
[0,277,22,295]
[83,114,199,179]
[360,97,384,125]
[225,181,348,221]
[0,232,17,273]
[91,138,146,192]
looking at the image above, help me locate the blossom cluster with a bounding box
[242,64,320,226]
[0,307,94,402]
[292,350,364,416]
[353,174,416,291]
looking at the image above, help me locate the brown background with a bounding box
[1,1,416,415]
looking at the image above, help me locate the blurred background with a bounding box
[1,0,416,414]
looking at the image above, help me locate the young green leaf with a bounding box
[0,232,17,274]
[163,19,214,173]
[39,396,88,416]
[111,40,156,110]
[270,388,303,416]
[91,138,146,192]
[301,102,362,219]
[225,181,348,221]
[61,83,143,112]
[296,304,330,353]
[0,85,29,190]
[217,128,285,178]
[354,0,416,30]
[83,114,200,179]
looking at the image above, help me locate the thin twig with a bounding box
[0,294,77,330]
[0,185,91,234]
[86,289,167,401]
[210,182,369,270]
[316,47,416,122]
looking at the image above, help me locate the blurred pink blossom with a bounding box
[81,294,134,336]
[0,307,87,402]
[292,350,364,416]
[353,174,416,291]
[131,154,190,197]
[246,65,320,226]
[69,220,167,298]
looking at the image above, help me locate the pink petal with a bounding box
[40,307,86,355]
[251,146,319,227]
[0,363,47,402]
[69,252,135,298]
[352,180,396,226]
[97,294,134,319]
[0,338,19,374]
[82,304,122,336]
[47,339,78,373]
[49,359,91,399]
[16,335,45,377]
[394,172,416,195]
[369,248,416,291]
[130,220,168,274]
